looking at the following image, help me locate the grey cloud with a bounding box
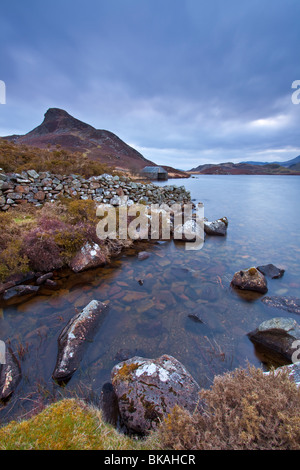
[0,0,300,169]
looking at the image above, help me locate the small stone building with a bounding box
[141,166,168,181]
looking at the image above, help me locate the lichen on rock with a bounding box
[52,300,109,383]
[111,354,201,434]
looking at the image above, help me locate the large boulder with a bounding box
[0,347,22,401]
[111,354,201,434]
[261,296,300,315]
[52,300,108,383]
[247,317,300,363]
[69,242,107,273]
[231,267,268,294]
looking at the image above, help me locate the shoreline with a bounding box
[1,173,300,444]
[0,171,194,302]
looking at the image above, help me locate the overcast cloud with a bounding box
[0,0,299,169]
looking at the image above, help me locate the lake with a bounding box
[1,174,300,423]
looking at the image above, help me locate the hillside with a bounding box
[189,161,300,175]
[0,138,116,177]
[2,108,155,171]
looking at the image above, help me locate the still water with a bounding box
[1,175,300,423]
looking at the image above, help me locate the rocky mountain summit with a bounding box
[3,108,155,171]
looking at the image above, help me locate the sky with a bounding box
[0,0,300,170]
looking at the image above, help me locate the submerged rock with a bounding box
[2,284,40,303]
[137,251,150,261]
[199,282,220,302]
[261,296,300,315]
[0,347,22,401]
[257,264,285,279]
[52,300,109,383]
[69,242,107,273]
[231,267,268,294]
[247,317,300,363]
[111,354,201,435]
[114,348,139,362]
[188,312,204,323]
[204,217,228,236]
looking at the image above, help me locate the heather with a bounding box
[0,199,106,282]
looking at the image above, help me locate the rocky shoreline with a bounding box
[0,169,230,302]
[1,172,299,436]
[0,169,193,299]
[0,213,229,304]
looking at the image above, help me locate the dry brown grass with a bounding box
[158,365,300,450]
[0,139,115,177]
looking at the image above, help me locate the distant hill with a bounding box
[189,161,300,175]
[242,155,300,168]
[2,108,155,171]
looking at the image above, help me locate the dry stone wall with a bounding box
[0,170,191,210]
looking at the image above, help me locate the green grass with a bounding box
[0,399,160,450]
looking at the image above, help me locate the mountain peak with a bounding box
[2,108,155,170]
[37,108,92,135]
[44,108,72,120]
